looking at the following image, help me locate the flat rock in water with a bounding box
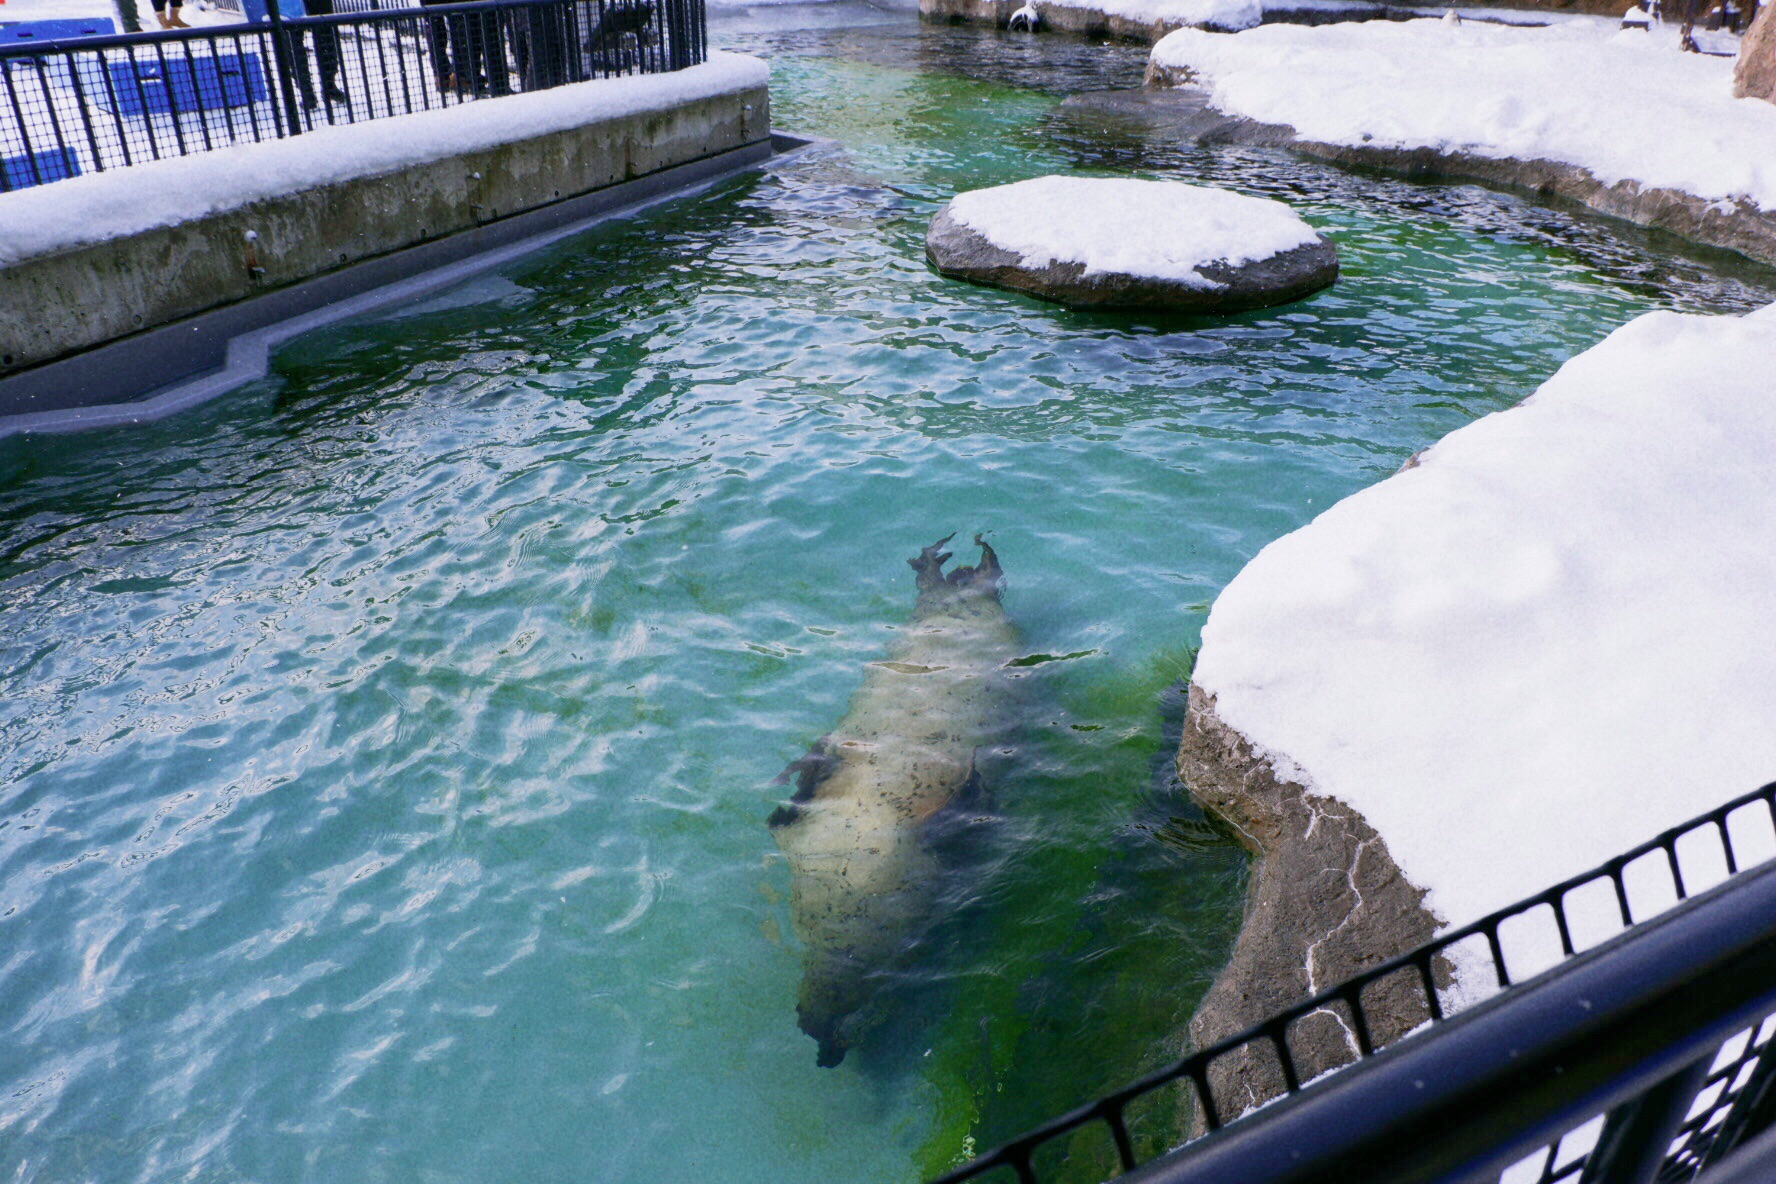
[925,175,1337,312]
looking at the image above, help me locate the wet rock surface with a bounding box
[925,203,1338,312]
[1176,684,1443,1119]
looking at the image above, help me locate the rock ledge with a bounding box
[1177,684,1442,1114]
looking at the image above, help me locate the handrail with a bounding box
[0,0,707,191]
[931,780,1776,1184]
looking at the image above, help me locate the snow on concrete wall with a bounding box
[0,51,769,268]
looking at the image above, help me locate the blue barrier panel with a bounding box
[97,50,268,115]
[0,18,118,44]
[0,145,81,190]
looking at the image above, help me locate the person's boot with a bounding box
[167,7,191,26]
[156,10,175,28]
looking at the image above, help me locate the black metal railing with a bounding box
[0,0,705,192]
[933,779,1776,1184]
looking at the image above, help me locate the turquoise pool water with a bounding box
[2,11,1773,1183]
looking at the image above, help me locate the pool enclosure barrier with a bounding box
[0,0,707,192]
[931,779,1776,1184]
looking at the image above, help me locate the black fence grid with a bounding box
[933,779,1776,1184]
[0,0,706,192]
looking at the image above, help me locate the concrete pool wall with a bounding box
[0,56,775,433]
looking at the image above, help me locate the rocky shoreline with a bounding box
[1069,84,1776,270]
[1175,684,1441,1116]
[920,0,1636,44]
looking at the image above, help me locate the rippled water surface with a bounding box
[3,9,1774,1183]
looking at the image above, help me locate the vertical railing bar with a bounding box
[151,38,190,157]
[1717,817,1740,876]
[1,60,44,187]
[1666,839,1688,901]
[215,35,246,145]
[33,56,77,181]
[97,47,135,167]
[265,0,306,137]
[369,12,395,117]
[1273,1025,1301,1094]
[1486,922,1511,989]
[125,45,164,160]
[1611,865,1634,928]
[187,40,217,154]
[64,48,108,174]
[1347,986,1376,1056]
[1103,1106,1137,1172]
[1552,892,1576,958]
[1417,952,1445,1022]
[1189,1063,1221,1132]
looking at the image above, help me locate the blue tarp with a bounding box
[0,18,118,44]
[0,145,81,190]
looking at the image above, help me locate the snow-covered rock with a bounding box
[1149,19,1776,213]
[925,175,1337,312]
[1193,301,1776,959]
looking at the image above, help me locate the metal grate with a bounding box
[0,0,706,192]
[931,780,1776,1184]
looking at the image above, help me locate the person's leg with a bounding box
[480,9,510,94]
[113,0,143,34]
[165,0,190,28]
[420,0,455,92]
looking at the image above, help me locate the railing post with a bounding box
[263,0,304,136]
[1577,1056,1713,1184]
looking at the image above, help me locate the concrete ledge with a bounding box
[0,132,814,437]
[0,61,771,420]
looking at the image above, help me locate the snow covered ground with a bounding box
[1192,301,1776,978]
[1012,0,1632,35]
[0,51,768,265]
[1151,19,1776,210]
[944,175,1322,286]
[0,0,244,29]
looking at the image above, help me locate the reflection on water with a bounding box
[1,10,1773,1184]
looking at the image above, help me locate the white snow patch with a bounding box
[1151,19,1776,211]
[1061,0,1262,31]
[0,52,769,266]
[944,175,1322,289]
[1193,302,1776,972]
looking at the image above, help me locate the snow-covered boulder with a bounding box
[925,176,1337,312]
[1146,20,1776,267]
[1180,301,1776,1099]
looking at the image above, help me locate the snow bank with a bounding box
[944,175,1321,288]
[1193,302,1776,953]
[1151,19,1776,211]
[1065,0,1261,31]
[0,52,768,266]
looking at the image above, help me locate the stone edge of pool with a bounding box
[0,70,797,437]
[1130,67,1776,273]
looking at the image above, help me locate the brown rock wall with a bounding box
[1176,685,1441,1119]
[1736,2,1776,101]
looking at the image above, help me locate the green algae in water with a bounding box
[2,19,1775,1184]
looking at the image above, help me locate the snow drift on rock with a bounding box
[944,176,1322,289]
[1151,19,1776,211]
[1193,301,1776,960]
